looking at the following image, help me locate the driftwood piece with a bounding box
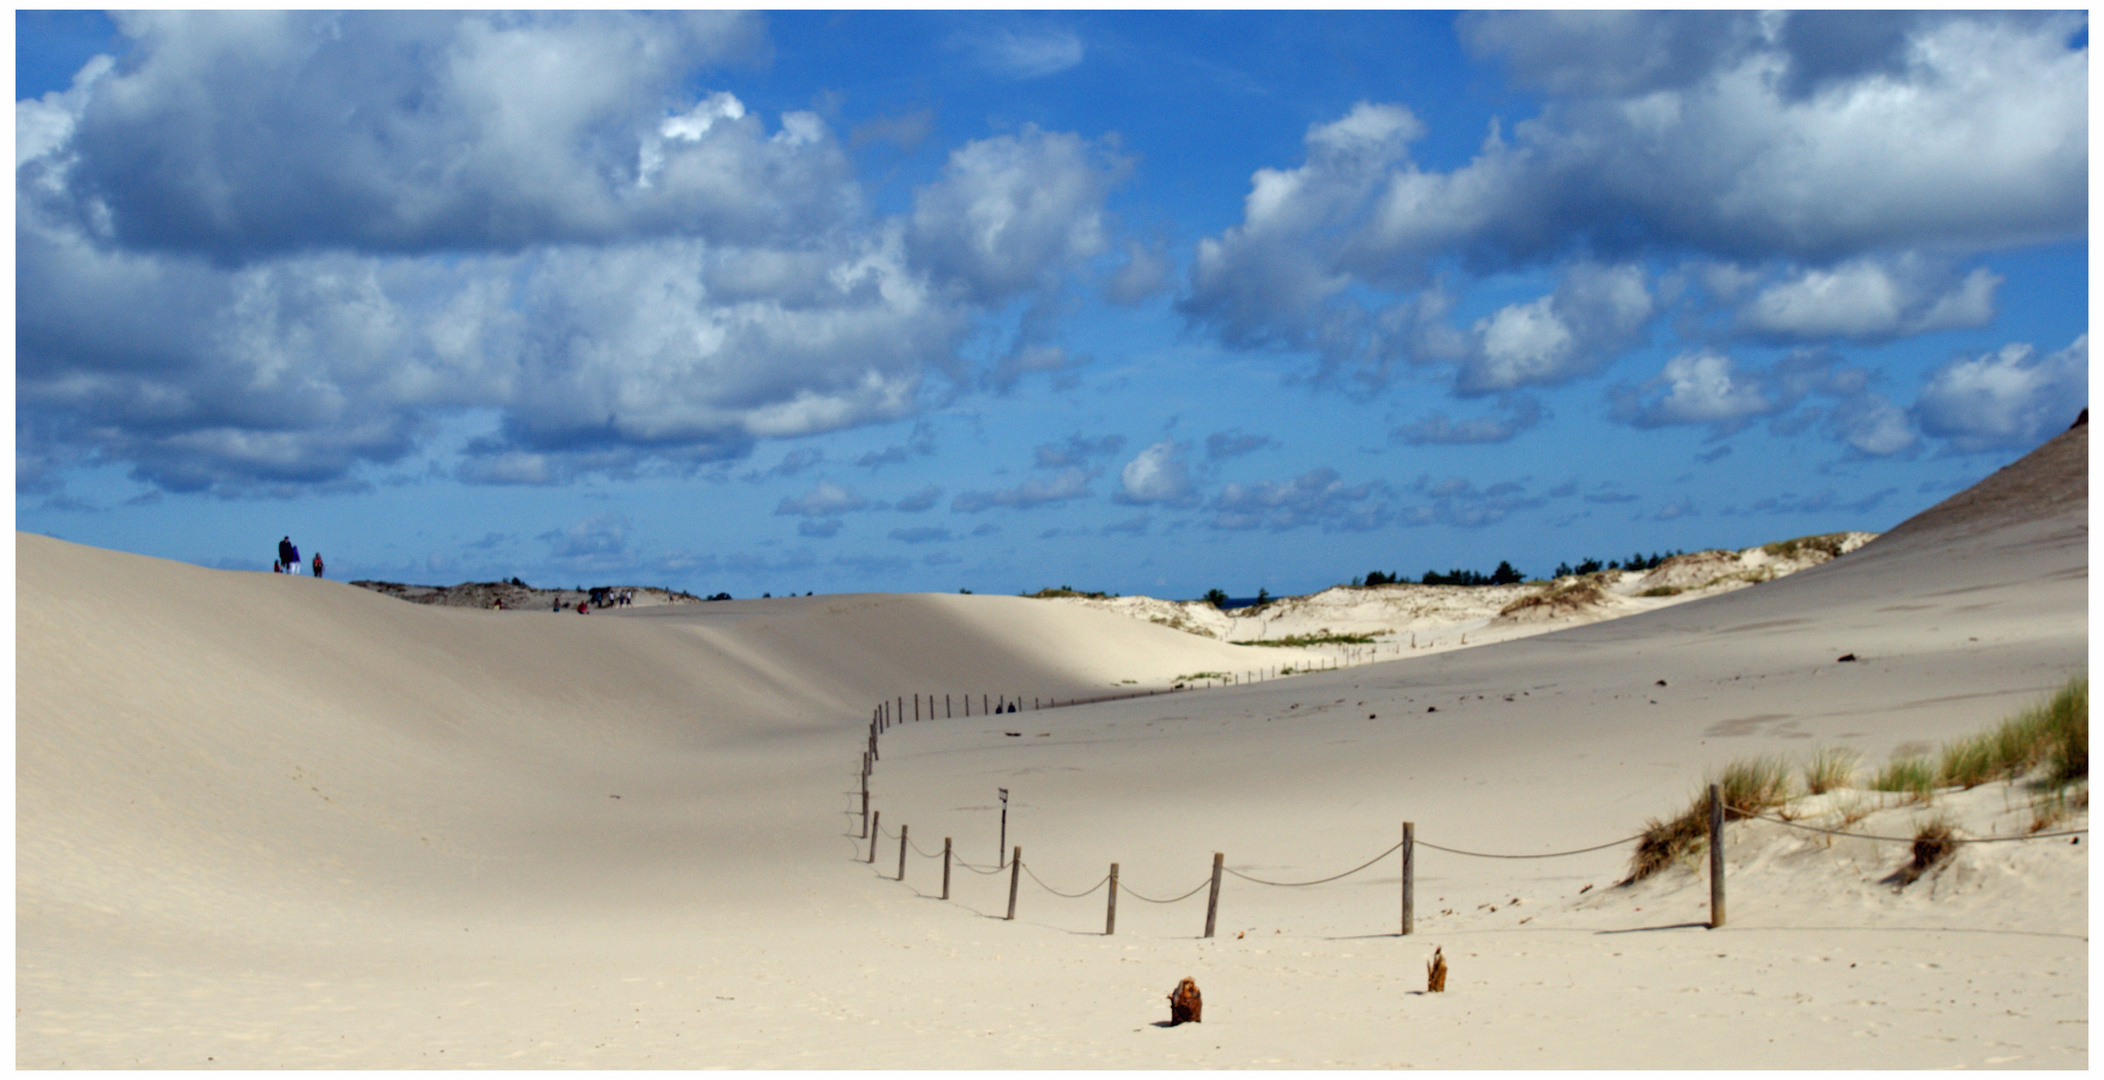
[1426,947,1448,993]
[1167,977,1203,1024]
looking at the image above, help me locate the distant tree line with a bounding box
[1551,550,1682,577]
[1358,561,1524,587]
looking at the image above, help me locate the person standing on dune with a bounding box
[311,552,324,579]
[278,537,292,571]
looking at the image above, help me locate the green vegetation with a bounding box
[1626,677,2086,884]
[1026,585,1111,599]
[1202,588,1229,608]
[1760,533,1851,561]
[1237,632,1377,647]
[1638,585,1684,598]
[1801,746,1861,795]
[1624,756,1794,884]
[1870,756,1935,804]
[1554,550,1684,577]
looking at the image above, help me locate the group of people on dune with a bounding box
[273,536,322,578]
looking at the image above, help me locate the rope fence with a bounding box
[854,694,2088,938]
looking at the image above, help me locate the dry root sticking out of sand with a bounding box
[1425,947,1448,993]
[1166,977,1202,1025]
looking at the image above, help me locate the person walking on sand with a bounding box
[312,552,324,579]
[278,537,293,571]
[288,542,301,575]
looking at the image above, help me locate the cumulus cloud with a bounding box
[1033,433,1126,469]
[888,526,952,544]
[15,13,1127,497]
[1913,335,2088,453]
[951,467,1095,512]
[1103,238,1172,306]
[1204,429,1276,460]
[774,480,871,516]
[1737,257,1999,342]
[908,125,1128,305]
[893,484,942,513]
[1183,12,2083,398]
[1212,467,1386,532]
[1400,475,1547,529]
[1392,395,1543,445]
[1613,348,1872,438]
[541,512,632,562]
[1114,441,1199,507]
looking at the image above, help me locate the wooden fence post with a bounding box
[1006,847,1022,920]
[860,787,869,838]
[1106,862,1119,935]
[942,837,952,900]
[946,693,952,718]
[915,695,921,722]
[898,824,909,882]
[1203,852,1224,938]
[1708,783,1726,929]
[868,811,880,863]
[1401,822,1415,936]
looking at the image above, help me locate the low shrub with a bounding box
[1638,585,1684,598]
[1238,633,1377,647]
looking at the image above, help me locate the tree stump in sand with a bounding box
[1426,947,1448,993]
[1167,977,1203,1024]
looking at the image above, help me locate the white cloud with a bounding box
[1115,441,1198,507]
[1913,335,2087,452]
[909,126,1128,304]
[1212,467,1385,532]
[774,480,870,516]
[952,23,1086,79]
[1392,395,1543,445]
[951,467,1095,512]
[1740,257,1999,341]
[1183,13,2082,397]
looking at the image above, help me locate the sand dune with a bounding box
[16,424,2086,1067]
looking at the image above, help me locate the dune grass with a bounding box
[1624,756,1794,884]
[1801,746,1861,795]
[1871,756,1935,804]
[1625,678,2086,884]
[1237,633,1377,647]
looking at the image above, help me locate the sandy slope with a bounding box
[15,426,2087,1068]
[1034,531,1877,659]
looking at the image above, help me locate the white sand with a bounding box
[16,426,2087,1068]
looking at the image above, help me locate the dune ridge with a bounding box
[16,424,2086,1067]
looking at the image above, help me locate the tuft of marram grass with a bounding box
[1802,746,1860,795]
[1622,756,1793,884]
[1904,816,1959,883]
[1871,756,1935,804]
[2041,677,2087,784]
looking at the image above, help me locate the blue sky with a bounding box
[15,11,2090,599]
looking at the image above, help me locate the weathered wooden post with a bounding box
[1401,822,1415,936]
[1709,783,1726,928]
[915,695,920,722]
[1006,847,1022,920]
[860,786,869,838]
[947,693,952,718]
[1106,862,1120,935]
[942,837,952,900]
[998,787,1009,868]
[898,823,909,882]
[868,811,880,863]
[1203,852,1224,938]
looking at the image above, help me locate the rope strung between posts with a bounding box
[1749,813,2089,844]
[1223,841,1403,887]
[952,858,1008,875]
[1118,876,1214,904]
[909,836,944,859]
[1022,863,1110,899]
[1414,833,1646,859]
